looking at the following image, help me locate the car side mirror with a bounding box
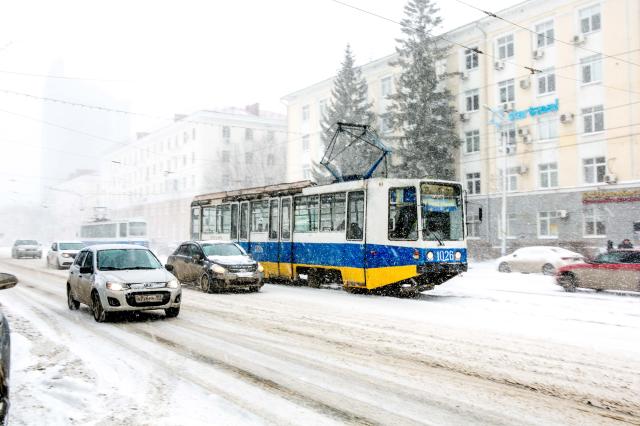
[79,266,93,274]
[165,264,174,272]
[0,273,18,290]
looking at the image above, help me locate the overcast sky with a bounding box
[0,0,517,206]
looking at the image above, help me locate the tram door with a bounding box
[239,201,250,251]
[278,197,294,278]
[230,203,239,242]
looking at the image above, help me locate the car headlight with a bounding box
[18,248,25,251]
[166,279,179,289]
[106,281,125,291]
[211,264,226,274]
[426,251,434,261]
[257,263,264,273]
[454,251,462,261]
[62,253,71,258]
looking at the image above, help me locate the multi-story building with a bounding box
[100,105,287,250]
[282,0,640,257]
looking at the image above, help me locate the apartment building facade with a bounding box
[100,106,287,250]
[283,0,640,257]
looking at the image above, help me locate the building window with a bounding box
[381,76,392,97]
[582,105,604,133]
[500,167,518,191]
[465,89,479,112]
[222,126,230,139]
[465,130,480,153]
[380,115,392,133]
[496,34,514,60]
[319,99,328,119]
[537,70,556,95]
[302,135,310,152]
[245,128,253,140]
[245,152,253,164]
[500,124,517,154]
[583,206,606,236]
[466,172,481,194]
[302,105,310,121]
[539,162,558,188]
[464,47,479,70]
[535,21,554,48]
[579,5,601,34]
[221,150,230,163]
[467,213,481,238]
[498,213,517,238]
[580,54,602,84]
[537,114,558,140]
[583,156,606,183]
[498,79,515,103]
[538,211,560,237]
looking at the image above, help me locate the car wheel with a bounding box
[308,270,321,288]
[542,263,555,275]
[67,284,80,310]
[559,273,577,292]
[249,285,261,293]
[92,291,109,322]
[200,274,212,293]
[165,307,180,318]
[498,262,511,273]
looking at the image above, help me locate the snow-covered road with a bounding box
[1,254,639,425]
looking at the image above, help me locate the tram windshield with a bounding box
[420,183,464,242]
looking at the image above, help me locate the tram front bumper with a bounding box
[417,262,467,276]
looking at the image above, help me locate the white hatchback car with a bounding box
[497,246,585,275]
[66,244,181,322]
[46,241,85,269]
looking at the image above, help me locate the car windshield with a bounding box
[201,243,246,257]
[16,240,38,245]
[97,249,162,270]
[59,243,85,250]
[594,251,640,264]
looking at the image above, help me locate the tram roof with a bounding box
[192,180,314,205]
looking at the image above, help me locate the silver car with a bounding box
[46,241,85,269]
[66,244,181,322]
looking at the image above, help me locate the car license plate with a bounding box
[135,294,163,303]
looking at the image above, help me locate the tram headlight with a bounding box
[426,251,434,261]
[455,251,462,261]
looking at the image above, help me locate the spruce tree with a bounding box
[313,44,376,182]
[387,0,460,180]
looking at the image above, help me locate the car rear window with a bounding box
[16,240,38,245]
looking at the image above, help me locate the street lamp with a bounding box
[485,105,509,257]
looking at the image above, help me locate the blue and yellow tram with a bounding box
[190,178,468,292]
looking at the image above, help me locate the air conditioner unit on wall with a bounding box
[519,78,531,89]
[558,209,568,218]
[532,49,544,60]
[605,174,618,184]
[460,71,469,80]
[517,127,530,137]
[516,166,529,175]
[494,60,505,70]
[502,102,515,112]
[560,113,574,124]
[572,34,586,45]
[460,112,470,122]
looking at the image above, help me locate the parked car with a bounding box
[497,246,585,275]
[556,250,640,292]
[66,244,181,322]
[167,241,263,293]
[10,240,42,259]
[46,241,85,269]
[0,272,18,425]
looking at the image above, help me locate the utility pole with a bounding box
[485,105,509,256]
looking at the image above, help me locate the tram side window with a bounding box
[269,200,279,239]
[230,204,239,240]
[202,207,215,234]
[281,199,291,240]
[251,200,269,232]
[346,191,364,240]
[388,187,418,240]
[240,204,249,239]
[294,195,319,232]
[216,204,231,233]
[119,223,127,238]
[320,193,346,232]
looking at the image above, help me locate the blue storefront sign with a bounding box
[508,98,559,121]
